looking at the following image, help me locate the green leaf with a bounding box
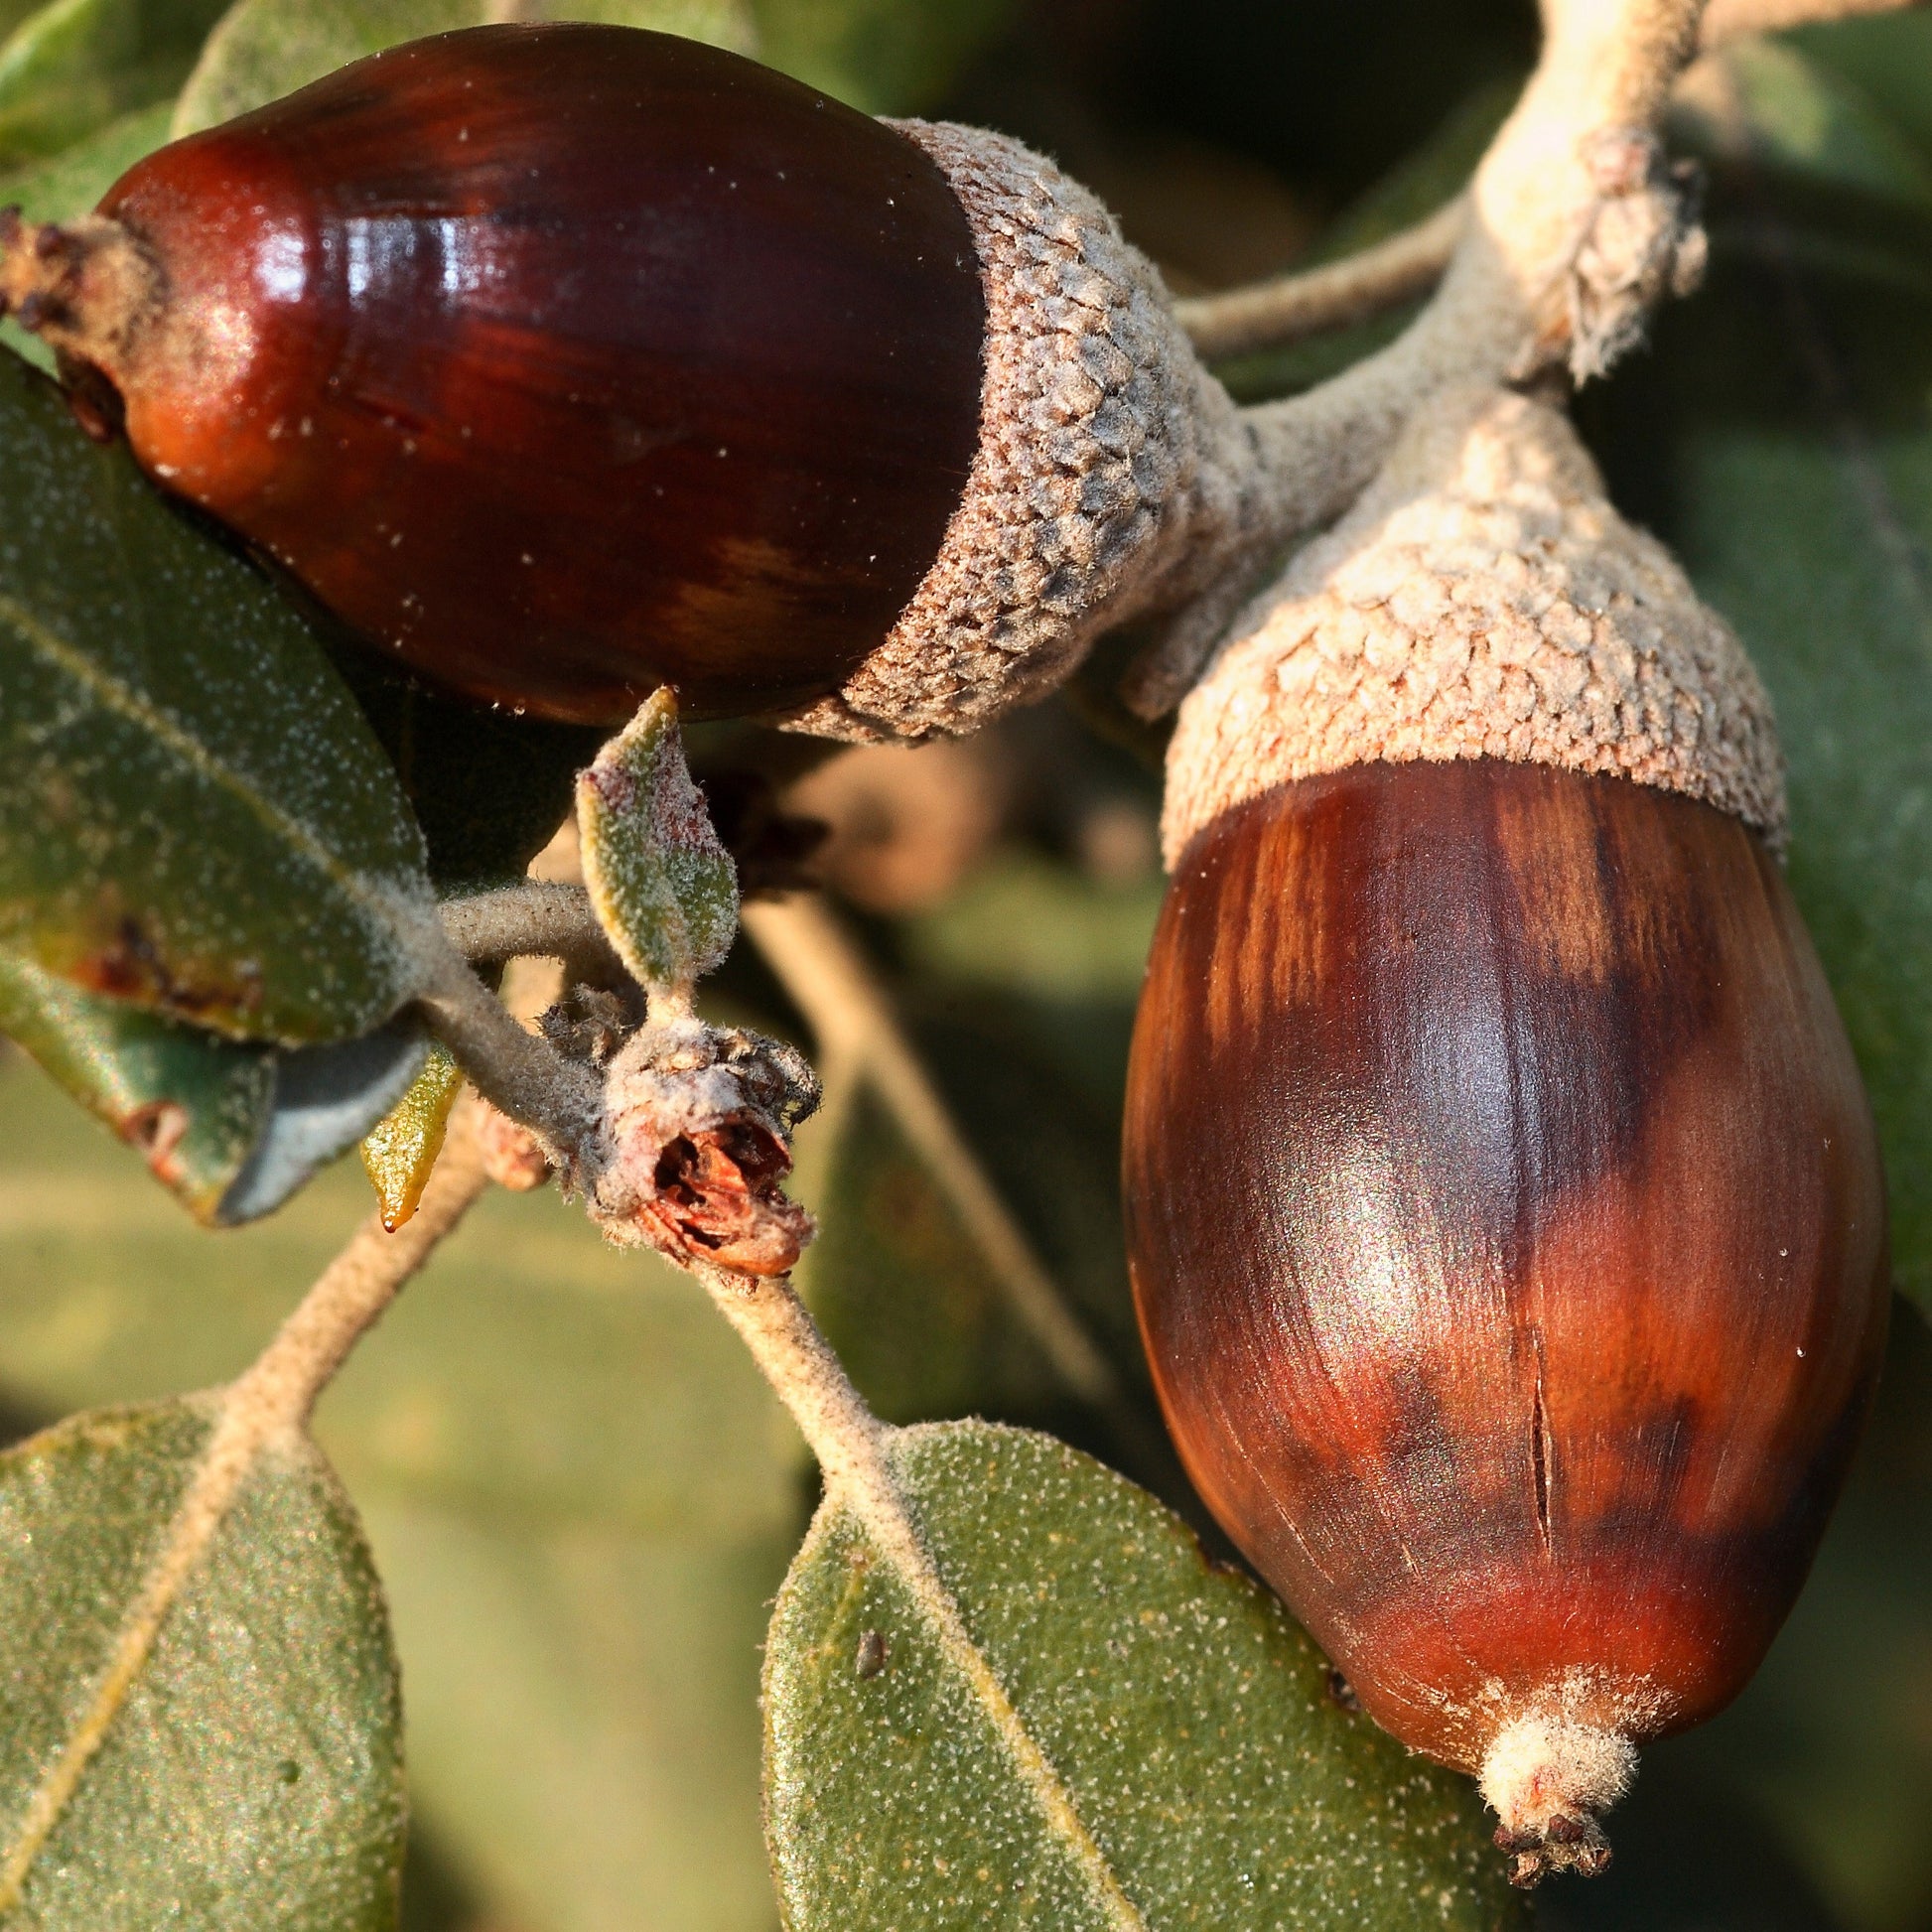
[748,0,1016,113]
[579,689,738,993]
[0,0,225,166]
[0,1398,404,1928]
[764,1422,1522,1932]
[0,93,170,212]
[0,945,270,1219]
[0,946,426,1224]
[359,1038,462,1232]
[172,0,755,138]
[1675,37,1932,211]
[0,346,435,1042]
[1578,45,1932,1316]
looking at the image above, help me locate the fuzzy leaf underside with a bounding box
[764,1422,1521,1932]
[0,1400,405,1929]
[0,347,433,1043]
[0,947,426,1223]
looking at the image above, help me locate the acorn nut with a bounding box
[1123,387,1890,1884]
[0,23,1267,740]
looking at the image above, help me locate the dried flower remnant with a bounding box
[591,1016,820,1275]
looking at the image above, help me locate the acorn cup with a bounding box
[1123,386,1890,1885]
[0,21,1268,740]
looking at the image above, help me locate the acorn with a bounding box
[1122,387,1889,1883]
[0,22,1267,738]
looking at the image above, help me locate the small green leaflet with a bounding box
[765,1422,1522,1932]
[578,688,739,994]
[0,1399,405,1929]
[360,1037,463,1231]
[0,345,435,1043]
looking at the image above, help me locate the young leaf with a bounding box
[0,1399,405,1928]
[172,0,757,138]
[0,346,436,1043]
[578,689,738,994]
[361,1039,464,1232]
[0,0,225,165]
[764,1422,1522,1932]
[0,947,427,1225]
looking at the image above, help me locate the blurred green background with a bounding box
[4,0,1932,1925]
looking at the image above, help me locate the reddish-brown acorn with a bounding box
[1124,757,1888,1881]
[0,24,986,723]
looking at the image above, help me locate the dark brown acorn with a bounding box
[1124,757,1888,1881]
[0,24,986,724]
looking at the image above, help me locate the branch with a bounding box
[1174,198,1468,361]
[441,882,624,980]
[691,1262,1142,1920]
[1234,0,1709,539]
[1702,0,1924,40]
[415,939,603,1166]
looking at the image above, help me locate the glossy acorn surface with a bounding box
[78,25,987,722]
[1123,758,1888,1777]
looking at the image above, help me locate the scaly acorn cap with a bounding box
[777,121,1273,745]
[1160,384,1784,867]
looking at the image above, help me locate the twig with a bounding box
[415,940,602,1164]
[441,883,624,980]
[695,1265,1146,1929]
[0,1116,489,1912]
[1175,198,1468,361]
[1701,0,1924,41]
[1234,0,1708,540]
[740,895,1130,1416]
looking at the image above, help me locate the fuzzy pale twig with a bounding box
[1170,0,1896,369]
[415,939,603,1166]
[741,895,1132,1416]
[1701,0,1923,40]
[1246,0,1705,525]
[1175,198,1469,361]
[430,879,1150,1444]
[0,1117,489,1912]
[441,883,625,980]
[1128,0,1712,715]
